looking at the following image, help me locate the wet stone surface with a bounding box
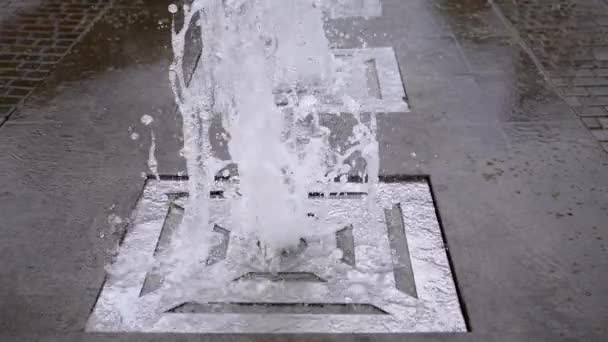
[0,0,608,341]
[491,0,608,152]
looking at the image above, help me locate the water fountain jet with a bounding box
[169,0,379,272]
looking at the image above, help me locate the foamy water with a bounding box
[169,0,379,271]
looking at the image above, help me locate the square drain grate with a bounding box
[87,177,466,333]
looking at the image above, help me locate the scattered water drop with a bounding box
[140,114,154,126]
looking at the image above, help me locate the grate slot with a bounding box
[167,302,388,315]
[234,272,326,282]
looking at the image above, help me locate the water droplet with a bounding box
[140,115,154,126]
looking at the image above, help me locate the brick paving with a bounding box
[0,0,42,24]
[490,0,608,153]
[0,0,112,125]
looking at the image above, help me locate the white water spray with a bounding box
[169,0,379,271]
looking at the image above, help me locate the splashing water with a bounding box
[169,0,379,272]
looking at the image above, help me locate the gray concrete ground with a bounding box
[1,0,607,341]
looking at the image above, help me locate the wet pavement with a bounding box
[490,0,608,151]
[0,0,112,124]
[1,0,607,341]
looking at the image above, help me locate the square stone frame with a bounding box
[87,175,468,333]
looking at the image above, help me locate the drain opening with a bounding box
[336,225,355,266]
[233,272,326,282]
[166,302,388,315]
[308,191,367,198]
[166,191,224,199]
[384,203,417,298]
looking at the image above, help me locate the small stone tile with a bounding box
[31,31,53,39]
[41,55,61,62]
[586,87,608,96]
[43,47,68,55]
[593,47,608,61]
[571,69,594,77]
[0,38,17,44]
[598,117,608,129]
[0,96,21,105]
[55,40,72,47]
[17,54,41,62]
[576,107,608,117]
[579,96,608,106]
[0,31,29,38]
[559,87,589,96]
[0,69,21,78]
[0,105,14,116]
[19,62,40,71]
[590,129,608,141]
[0,61,21,70]
[551,77,570,86]
[572,77,608,86]
[0,54,17,61]
[7,87,30,96]
[582,117,602,129]
[595,16,608,26]
[9,79,38,88]
[36,39,53,46]
[563,96,582,106]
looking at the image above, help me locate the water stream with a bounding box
[169,0,379,273]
